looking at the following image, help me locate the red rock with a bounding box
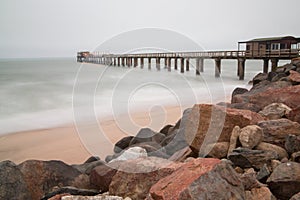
[232,84,300,111]
[109,157,182,200]
[183,104,264,155]
[267,162,300,199]
[147,158,245,200]
[289,70,300,84]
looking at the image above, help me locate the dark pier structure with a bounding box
[77,36,300,80]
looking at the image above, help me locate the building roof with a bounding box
[239,36,300,43]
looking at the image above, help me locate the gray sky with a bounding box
[0,0,299,58]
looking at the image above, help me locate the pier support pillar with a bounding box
[174,58,178,70]
[117,58,120,66]
[140,58,144,68]
[180,58,184,73]
[113,58,116,66]
[167,58,171,72]
[196,58,200,75]
[156,58,160,70]
[238,58,246,80]
[164,58,168,68]
[122,58,125,66]
[215,58,221,77]
[263,59,269,73]
[271,58,278,72]
[134,58,138,67]
[186,58,190,71]
[148,58,151,70]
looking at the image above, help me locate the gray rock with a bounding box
[72,160,105,175]
[228,147,278,170]
[0,160,31,200]
[129,128,165,146]
[84,156,101,164]
[256,164,270,182]
[252,73,268,85]
[285,134,300,154]
[114,136,134,153]
[232,87,248,99]
[267,162,300,199]
[41,186,100,200]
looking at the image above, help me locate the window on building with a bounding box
[280,43,287,49]
[291,44,298,49]
[271,43,280,50]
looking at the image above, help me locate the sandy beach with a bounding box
[0,105,184,164]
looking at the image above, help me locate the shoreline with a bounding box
[0,105,186,164]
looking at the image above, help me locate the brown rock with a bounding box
[267,162,300,199]
[0,160,31,200]
[289,70,300,84]
[259,103,292,120]
[239,125,263,149]
[205,142,230,159]
[239,168,263,190]
[90,162,122,193]
[255,142,288,160]
[245,187,276,200]
[227,126,241,157]
[183,104,264,156]
[232,87,249,98]
[18,160,88,200]
[147,158,245,200]
[109,157,182,200]
[258,119,300,148]
[287,106,300,124]
[252,73,268,86]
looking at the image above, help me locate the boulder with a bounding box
[72,160,105,175]
[232,83,300,111]
[287,106,300,124]
[232,87,248,99]
[259,103,292,120]
[267,162,300,199]
[227,126,241,157]
[285,134,300,154]
[255,142,288,160]
[258,119,300,148]
[182,104,264,156]
[256,164,271,182]
[239,168,263,190]
[0,160,31,200]
[252,73,268,85]
[90,162,122,193]
[41,187,100,200]
[239,125,263,149]
[114,136,134,153]
[159,124,174,136]
[129,128,165,146]
[228,147,278,170]
[147,158,245,200]
[292,57,300,68]
[109,157,182,200]
[61,194,130,200]
[168,146,193,162]
[245,187,276,200]
[289,70,300,84]
[109,147,147,162]
[228,103,261,113]
[84,156,101,164]
[18,160,89,200]
[291,152,300,163]
[205,142,230,159]
[291,192,300,200]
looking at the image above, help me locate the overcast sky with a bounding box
[0,0,299,58]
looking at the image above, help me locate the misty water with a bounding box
[0,58,290,135]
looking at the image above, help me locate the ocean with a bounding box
[0,58,289,135]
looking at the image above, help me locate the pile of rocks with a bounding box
[1,58,300,200]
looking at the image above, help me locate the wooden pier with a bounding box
[77,36,300,80]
